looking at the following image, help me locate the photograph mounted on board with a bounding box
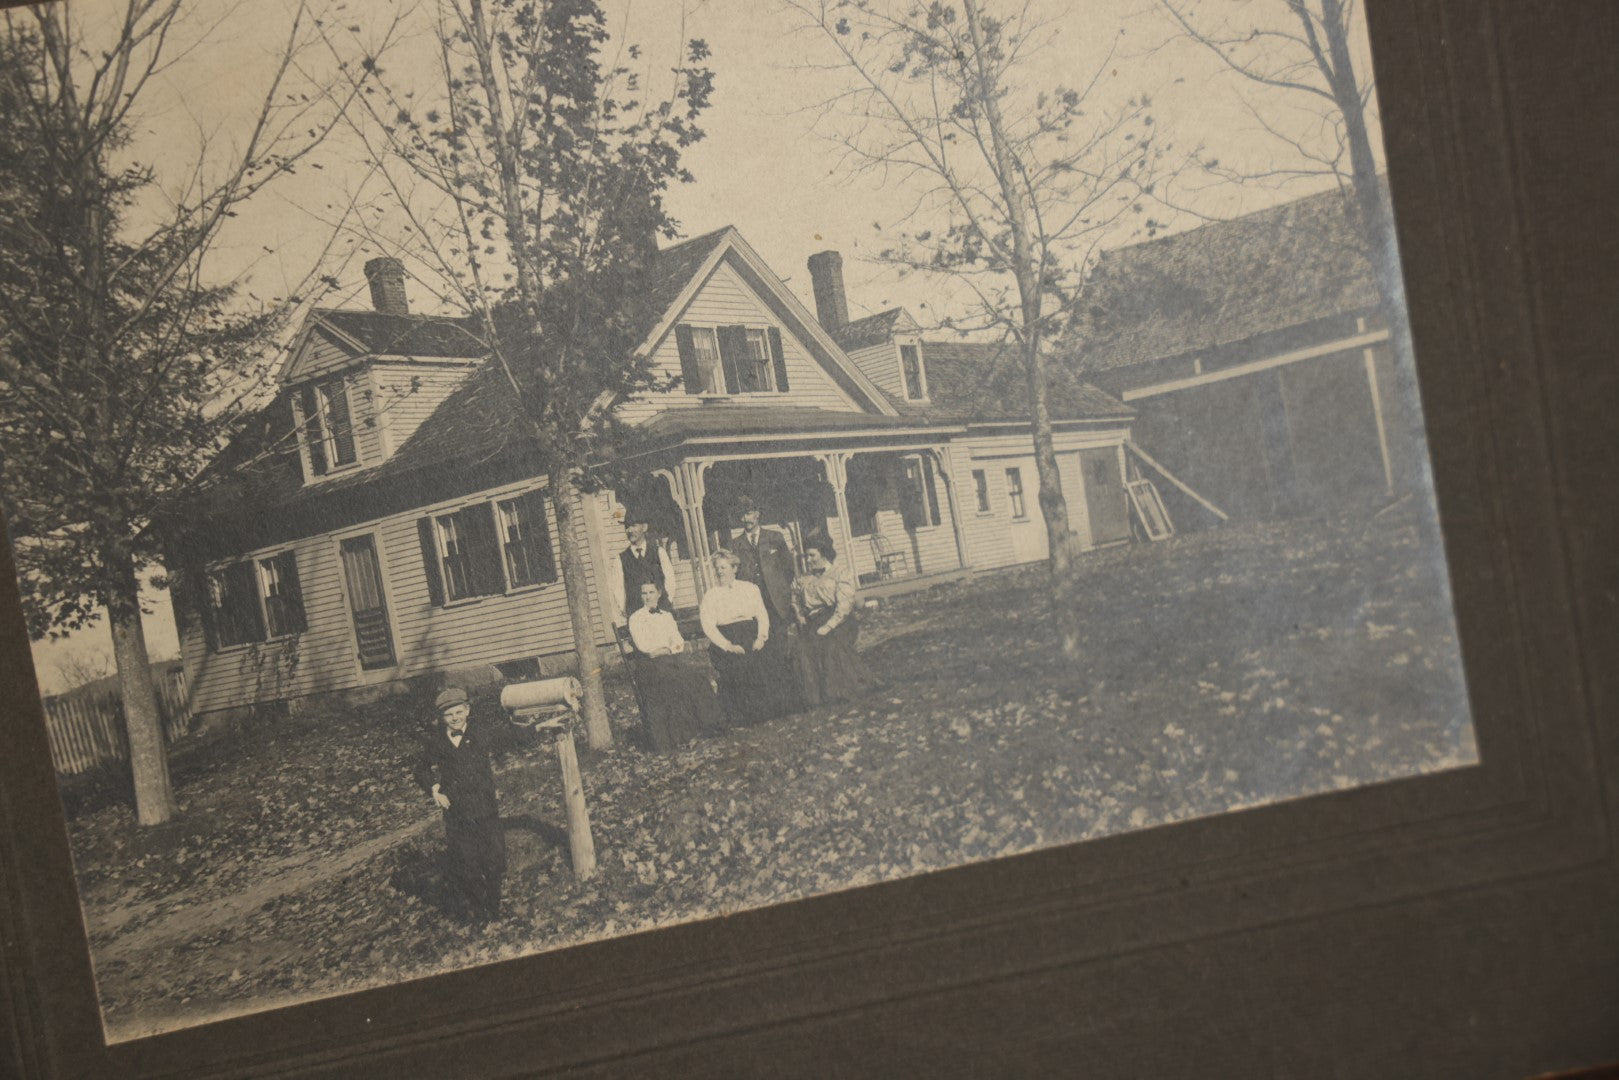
[0,0,1475,1042]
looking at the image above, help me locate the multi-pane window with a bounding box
[1005,467,1027,519]
[900,455,942,530]
[900,344,926,400]
[676,323,789,396]
[420,491,556,606]
[687,326,723,395]
[496,491,556,589]
[299,377,357,476]
[205,550,305,649]
[972,469,991,513]
[739,328,776,392]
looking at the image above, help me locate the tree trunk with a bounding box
[551,469,613,750]
[961,0,1082,658]
[107,550,174,825]
[1320,0,1422,498]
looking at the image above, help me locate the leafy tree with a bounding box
[780,0,1171,658]
[0,2,368,824]
[336,0,713,748]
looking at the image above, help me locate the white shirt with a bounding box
[699,579,769,648]
[609,540,677,623]
[628,607,686,656]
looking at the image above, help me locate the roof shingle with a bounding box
[1073,186,1382,373]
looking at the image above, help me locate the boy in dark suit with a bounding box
[412,686,533,925]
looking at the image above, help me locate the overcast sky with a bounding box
[23,0,1389,693]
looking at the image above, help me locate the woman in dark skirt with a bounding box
[626,581,721,750]
[793,533,868,705]
[698,549,772,727]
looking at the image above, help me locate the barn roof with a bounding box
[309,309,486,359]
[1074,186,1383,373]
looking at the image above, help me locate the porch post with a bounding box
[816,451,857,566]
[932,444,971,571]
[680,460,716,599]
[1357,316,1396,493]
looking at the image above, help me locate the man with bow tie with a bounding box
[412,686,535,925]
[611,511,676,625]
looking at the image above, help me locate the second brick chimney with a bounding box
[364,257,410,315]
[807,250,849,331]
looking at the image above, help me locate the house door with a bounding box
[340,535,396,670]
[1080,446,1130,546]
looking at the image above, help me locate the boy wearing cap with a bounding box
[411,686,531,925]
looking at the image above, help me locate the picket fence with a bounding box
[41,668,193,776]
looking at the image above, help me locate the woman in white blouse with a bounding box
[792,533,868,705]
[699,549,770,727]
[627,582,720,751]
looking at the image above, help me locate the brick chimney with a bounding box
[364,257,409,315]
[807,250,849,330]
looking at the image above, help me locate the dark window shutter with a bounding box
[466,502,506,596]
[222,561,265,645]
[187,568,220,652]
[300,384,327,475]
[417,517,445,606]
[923,458,941,526]
[522,489,557,583]
[277,550,308,634]
[717,325,746,395]
[767,327,790,393]
[674,325,703,394]
[324,379,357,465]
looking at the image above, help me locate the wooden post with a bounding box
[1357,316,1396,493]
[552,725,596,880]
[930,445,971,571]
[817,451,857,566]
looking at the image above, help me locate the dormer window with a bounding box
[899,343,927,401]
[675,323,791,396]
[297,376,357,477]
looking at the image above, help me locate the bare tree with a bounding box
[1155,0,1411,400]
[780,0,1171,658]
[53,648,115,696]
[323,0,713,749]
[0,2,374,825]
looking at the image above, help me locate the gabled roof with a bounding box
[830,308,912,352]
[1074,186,1382,373]
[312,309,487,359]
[885,341,1132,424]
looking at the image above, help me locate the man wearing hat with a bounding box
[610,511,675,625]
[412,686,533,925]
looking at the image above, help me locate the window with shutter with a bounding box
[900,455,941,530]
[972,469,991,513]
[318,378,358,466]
[739,328,775,392]
[206,561,266,648]
[496,490,556,588]
[432,503,506,601]
[257,550,307,637]
[676,325,724,394]
[299,384,328,475]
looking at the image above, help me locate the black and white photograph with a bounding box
[1,0,1479,1043]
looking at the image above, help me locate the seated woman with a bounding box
[793,533,868,706]
[698,549,771,728]
[627,582,720,751]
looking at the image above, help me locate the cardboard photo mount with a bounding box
[2,0,1615,1075]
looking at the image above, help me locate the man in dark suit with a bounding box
[412,686,534,925]
[730,496,802,716]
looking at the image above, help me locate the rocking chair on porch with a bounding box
[870,532,910,580]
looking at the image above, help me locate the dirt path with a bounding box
[88,814,438,962]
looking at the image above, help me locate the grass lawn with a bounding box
[60,502,1475,1040]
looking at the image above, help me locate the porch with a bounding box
[605,428,975,608]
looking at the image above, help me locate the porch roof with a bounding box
[634,405,934,450]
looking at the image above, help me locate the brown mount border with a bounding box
[2,0,1615,1075]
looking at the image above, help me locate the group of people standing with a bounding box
[617,496,868,751]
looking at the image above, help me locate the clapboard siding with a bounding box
[846,342,903,399]
[370,363,478,456]
[619,260,864,424]
[288,326,355,383]
[184,479,611,715]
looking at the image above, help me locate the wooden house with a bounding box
[1075,186,1422,522]
[171,234,1136,717]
